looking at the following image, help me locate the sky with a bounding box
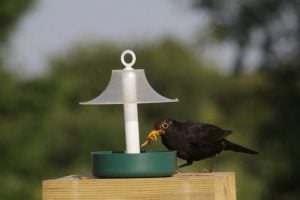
[5,0,239,77]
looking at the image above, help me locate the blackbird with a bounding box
[141,119,258,172]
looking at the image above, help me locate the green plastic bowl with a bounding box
[92,151,177,178]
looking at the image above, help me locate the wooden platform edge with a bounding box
[43,172,236,200]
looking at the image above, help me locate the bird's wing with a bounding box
[186,121,232,145]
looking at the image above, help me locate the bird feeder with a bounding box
[80,50,179,178]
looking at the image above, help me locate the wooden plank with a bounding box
[43,172,236,200]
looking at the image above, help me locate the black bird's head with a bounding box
[141,119,175,147]
[153,119,174,134]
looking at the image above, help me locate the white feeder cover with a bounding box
[80,69,178,105]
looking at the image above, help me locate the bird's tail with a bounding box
[222,140,258,154]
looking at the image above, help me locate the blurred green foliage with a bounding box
[192,0,300,74]
[0,0,37,198]
[0,0,35,43]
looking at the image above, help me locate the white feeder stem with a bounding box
[121,50,140,153]
[123,103,140,153]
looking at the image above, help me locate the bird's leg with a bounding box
[201,154,218,173]
[176,160,193,172]
[210,154,218,172]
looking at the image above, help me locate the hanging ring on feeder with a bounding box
[121,50,136,70]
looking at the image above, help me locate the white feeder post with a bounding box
[121,50,140,153]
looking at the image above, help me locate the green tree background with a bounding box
[1,1,299,200]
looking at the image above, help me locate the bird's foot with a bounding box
[201,168,213,173]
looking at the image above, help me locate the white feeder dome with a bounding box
[80,50,178,154]
[80,52,178,105]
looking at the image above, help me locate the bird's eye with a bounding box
[161,122,169,129]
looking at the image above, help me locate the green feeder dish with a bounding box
[92,151,177,178]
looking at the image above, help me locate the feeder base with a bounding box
[42,172,236,200]
[92,151,177,178]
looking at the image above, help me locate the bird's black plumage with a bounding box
[151,119,258,171]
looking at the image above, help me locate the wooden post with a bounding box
[42,172,236,200]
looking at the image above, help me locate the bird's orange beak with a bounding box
[140,129,164,147]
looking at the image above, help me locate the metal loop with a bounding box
[121,50,136,70]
